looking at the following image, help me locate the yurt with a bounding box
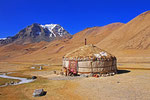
[62,44,117,75]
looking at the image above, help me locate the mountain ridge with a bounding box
[0,11,150,63]
[0,23,72,45]
[96,10,150,51]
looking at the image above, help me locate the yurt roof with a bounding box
[64,44,115,59]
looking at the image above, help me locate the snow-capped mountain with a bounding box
[40,24,69,37]
[0,23,72,45]
[0,38,6,40]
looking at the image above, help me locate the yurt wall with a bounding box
[63,59,117,74]
[78,61,91,73]
[77,60,116,74]
[63,61,69,68]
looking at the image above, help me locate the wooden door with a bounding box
[69,60,78,74]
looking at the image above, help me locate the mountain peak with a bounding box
[40,24,68,37]
[40,24,58,29]
[0,23,72,45]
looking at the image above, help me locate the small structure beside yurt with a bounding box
[62,44,117,75]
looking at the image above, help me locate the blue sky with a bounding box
[0,0,149,38]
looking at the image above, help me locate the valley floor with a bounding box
[0,62,150,100]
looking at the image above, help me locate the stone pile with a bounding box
[33,89,46,97]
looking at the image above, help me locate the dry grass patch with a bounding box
[0,77,81,100]
[0,78,20,86]
[7,72,32,79]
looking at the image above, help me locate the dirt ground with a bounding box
[0,62,150,100]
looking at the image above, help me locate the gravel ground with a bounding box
[75,70,150,100]
[14,63,150,100]
[48,76,85,80]
[29,70,89,80]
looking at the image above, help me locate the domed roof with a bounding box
[64,44,115,60]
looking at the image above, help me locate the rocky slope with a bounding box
[0,23,71,45]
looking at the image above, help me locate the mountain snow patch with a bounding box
[0,38,7,40]
[40,24,67,37]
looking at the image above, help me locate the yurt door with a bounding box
[69,60,78,74]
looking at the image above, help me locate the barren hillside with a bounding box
[96,11,150,49]
[0,11,150,64]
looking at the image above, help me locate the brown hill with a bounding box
[0,11,150,64]
[0,22,123,64]
[70,22,124,45]
[97,11,150,50]
[0,41,49,61]
[96,11,150,62]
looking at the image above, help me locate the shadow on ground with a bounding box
[117,70,130,74]
[42,91,47,96]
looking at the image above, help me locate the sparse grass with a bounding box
[3,62,150,100]
[0,77,20,86]
[7,72,32,79]
[6,65,62,79]
[0,72,4,75]
[118,63,150,70]
[0,64,80,100]
[0,75,71,100]
[28,65,62,71]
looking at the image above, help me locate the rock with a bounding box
[80,74,89,78]
[5,83,9,86]
[102,74,107,77]
[32,76,37,79]
[89,73,94,77]
[33,89,46,97]
[110,73,114,76]
[60,72,64,75]
[3,73,7,75]
[53,71,57,74]
[17,81,19,83]
[10,81,14,85]
[13,82,16,85]
[31,67,35,69]
[39,66,43,70]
